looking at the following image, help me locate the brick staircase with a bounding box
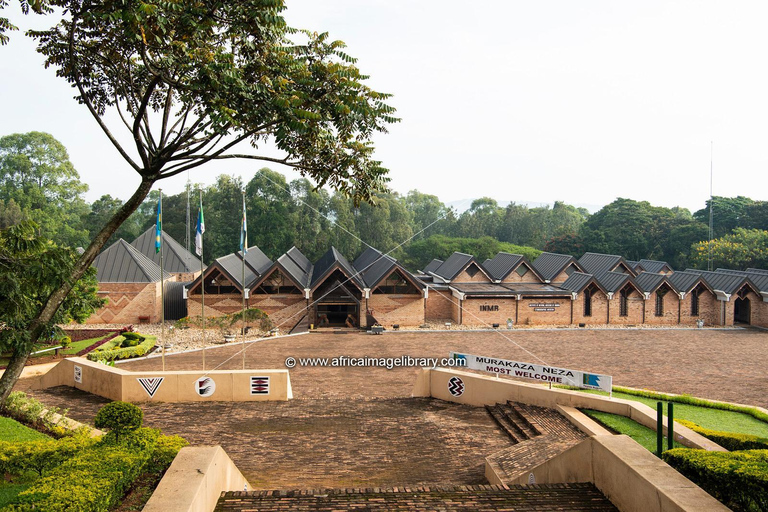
[216,483,617,511]
[485,402,587,484]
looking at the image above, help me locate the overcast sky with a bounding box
[2,1,768,213]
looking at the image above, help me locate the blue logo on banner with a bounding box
[454,353,467,364]
[583,373,600,387]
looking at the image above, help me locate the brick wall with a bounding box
[454,267,492,283]
[88,282,162,324]
[500,264,541,284]
[607,290,644,325]
[459,298,518,326]
[679,289,719,326]
[367,294,424,327]
[425,289,457,322]
[187,293,243,318]
[642,289,680,325]
[515,298,572,326]
[250,295,307,331]
[572,291,608,325]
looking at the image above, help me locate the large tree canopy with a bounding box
[0,131,90,247]
[0,0,398,402]
[31,0,395,199]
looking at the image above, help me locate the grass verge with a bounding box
[0,417,50,442]
[582,409,684,452]
[559,386,768,438]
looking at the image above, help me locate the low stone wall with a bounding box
[33,357,292,402]
[143,446,249,512]
[412,368,723,451]
[486,435,728,512]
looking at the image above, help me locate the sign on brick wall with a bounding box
[450,352,612,393]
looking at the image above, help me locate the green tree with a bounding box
[402,190,455,239]
[0,221,104,368]
[0,0,396,402]
[457,198,503,239]
[0,132,90,248]
[290,177,331,261]
[693,196,755,238]
[0,0,51,45]
[0,198,24,229]
[690,228,768,270]
[245,169,295,259]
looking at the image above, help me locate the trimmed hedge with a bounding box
[663,448,768,512]
[3,427,187,512]
[677,419,768,451]
[0,434,94,477]
[86,336,155,361]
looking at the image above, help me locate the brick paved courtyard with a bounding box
[120,327,768,407]
[20,327,768,497]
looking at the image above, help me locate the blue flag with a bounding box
[240,195,247,255]
[155,198,162,254]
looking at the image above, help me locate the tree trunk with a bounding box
[0,176,156,405]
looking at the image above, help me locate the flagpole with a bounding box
[241,190,247,370]
[198,189,206,371]
[159,190,166,371]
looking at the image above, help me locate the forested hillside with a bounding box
[4,132,768,271]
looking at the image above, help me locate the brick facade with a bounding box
[459,298,518,326]
[572,289,608,325]
[642,286,679,325]
[679,288,719,326]
[516,297,572,326]
[88,281,163,324]
[425,288,457,322]
[607,288,644,325]
[187,293,243,318]
[250,295,307,331]
[367,294,424,327]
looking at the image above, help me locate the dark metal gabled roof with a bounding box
[560,272,606,294]
[286,246,313,274]
[668,271,711,294]
[240,246,273,276]
[532,252,583,282]
[353,247,385,273]
[131,227,201,273]
[714,269,768,293]
[422,258,443,274]
[685,269,757,295]
[746,268,768,275]
[93,239,171,283]
[633,272,672,294]
[310,247,364,290]
[483,252,524,281]
[579,253,635,277]
[637,259,673,274]
[432,252,491,282]
[216,252,257,289]
[595,271,637,294]
[626,260,640,270]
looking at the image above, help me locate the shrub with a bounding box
[3,391,70,434]
[663,448,768,512]
[94,402,143,443]
[59,336,71,349]
[121,332,145,342]
[677,419,768,451]
[6,442,152,512]
[0,432,94,477]
[86,336,154,362]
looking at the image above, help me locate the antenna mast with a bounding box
[708,142,714,271]
[186,170,191,253]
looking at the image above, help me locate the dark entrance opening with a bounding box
[734,297,751,324]
[316,303,359,327]
[313,274,362,328]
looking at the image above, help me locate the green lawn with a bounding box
[569,388,768,438]
[583,409,685,452]
[0,334,110,366]
[0,483,31,508]
[0,417,50,442]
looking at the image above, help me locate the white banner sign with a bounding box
[450,352,612,393]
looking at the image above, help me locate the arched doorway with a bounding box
[734,297,751,324]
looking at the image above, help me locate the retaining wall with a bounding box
[33,357,292,402]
